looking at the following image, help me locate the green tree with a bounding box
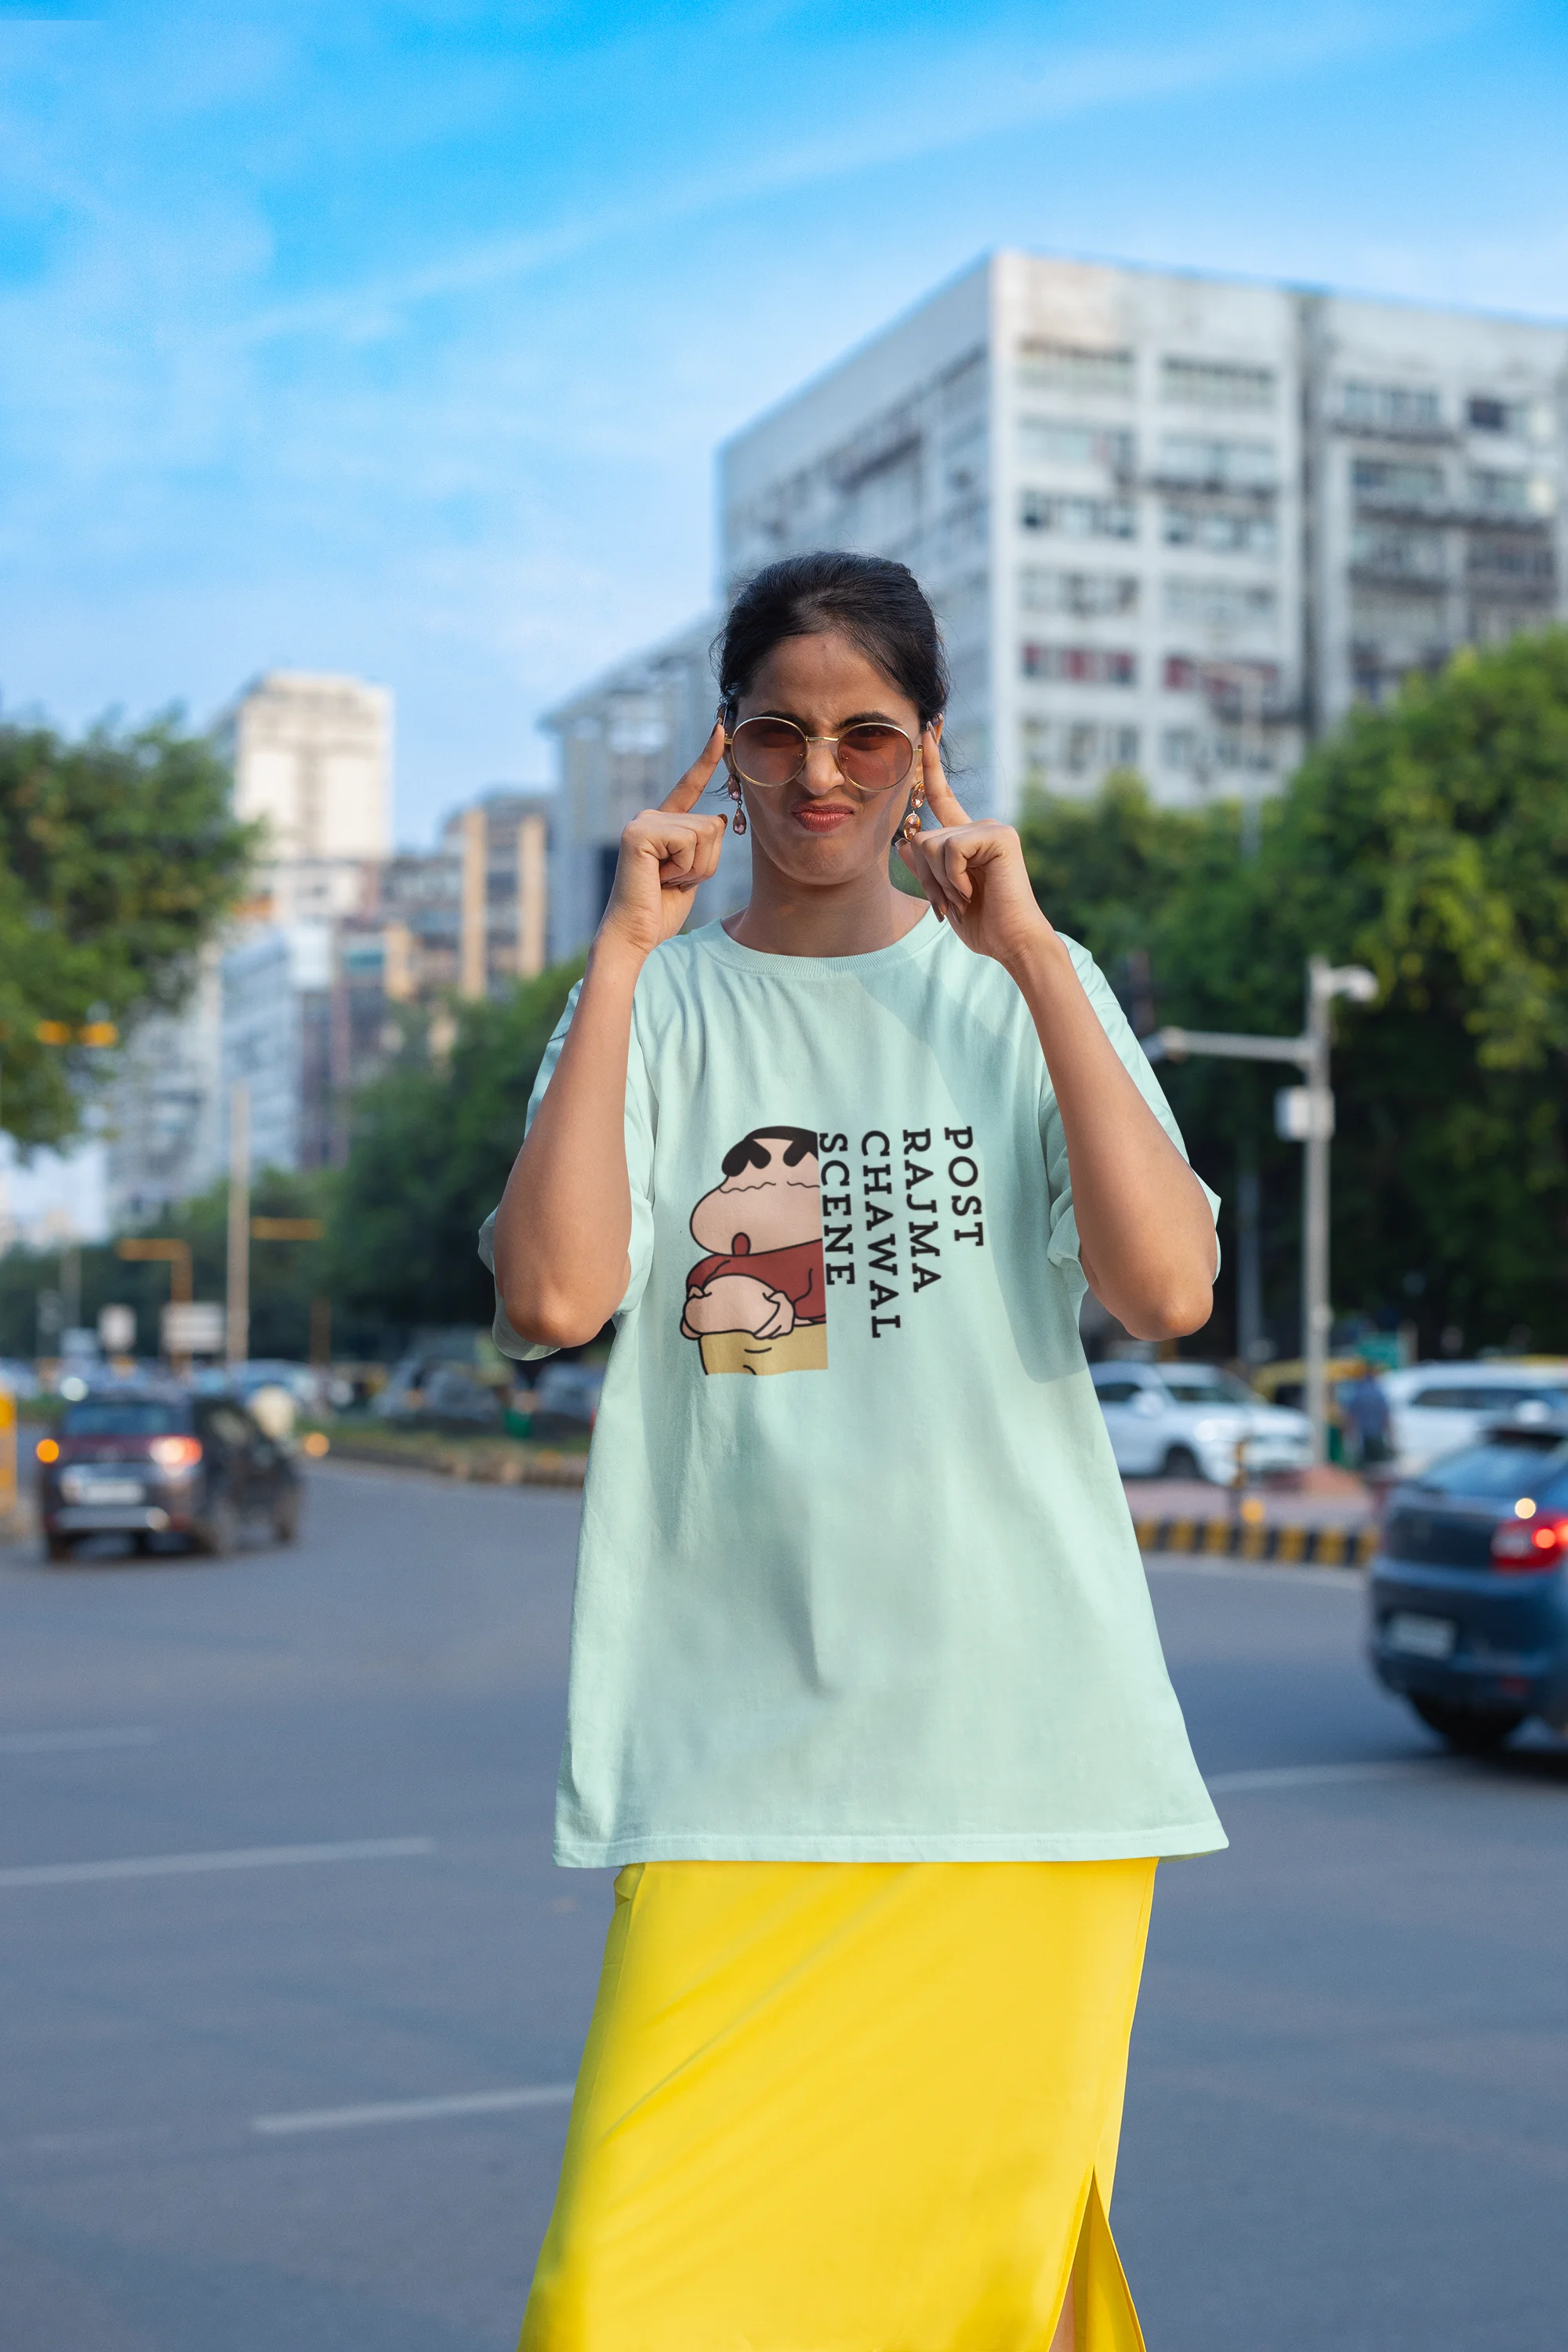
[324,960,583,1336]
[1020,630,1568,1355]
[0,712,254,1145]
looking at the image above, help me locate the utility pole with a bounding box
[227,1082,250,1368]
[1146,953,1376,1466]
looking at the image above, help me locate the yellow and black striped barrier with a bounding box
[1134,1515,1376,1567]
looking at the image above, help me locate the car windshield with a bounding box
[1161,1370,1251,1406]
[1407,1384,1568,1412]
[1409,1435,1568,1500]
[61,1399,191,1437]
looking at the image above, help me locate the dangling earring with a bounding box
[899,781,926,844]
[728,778,747,837]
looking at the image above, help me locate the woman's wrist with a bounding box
[585,926,651,992]
[999,917,1073,994]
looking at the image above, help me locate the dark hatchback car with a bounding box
[1369,1419,1568,1749]
[38,1388,302,1563]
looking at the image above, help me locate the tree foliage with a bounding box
[323,960,583,1334]
[1019,630,1568,1356]
[0,1167,336,1363]
[0,713,255,1145]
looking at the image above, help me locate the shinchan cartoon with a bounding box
[681,1126,828,1375]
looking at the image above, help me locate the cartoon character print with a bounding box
[681,1127,829,1375]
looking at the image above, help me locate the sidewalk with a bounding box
[1127,1472,1379,1567]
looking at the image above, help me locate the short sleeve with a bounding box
[477,980,658,1362]
[1041,939,1221,1301]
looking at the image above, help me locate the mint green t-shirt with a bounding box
[481,913,1226,1867]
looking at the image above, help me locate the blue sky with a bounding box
[1,0,1566,849]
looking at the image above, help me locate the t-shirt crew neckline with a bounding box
[696,908,943,982]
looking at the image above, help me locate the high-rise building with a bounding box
[222,670,391,866]
[720,252,1566,818]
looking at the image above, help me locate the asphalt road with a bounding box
[1,1463,1563,2352]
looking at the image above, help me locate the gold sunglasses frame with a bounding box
[722,711,918,796]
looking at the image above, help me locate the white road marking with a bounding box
[1207,1760,1441,1794]
[252,2084,575,2136]
[0,1835,434,1889]
[0,1726,158,1755]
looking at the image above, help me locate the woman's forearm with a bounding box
[1005,931,1216,1341]
[492,936,646,1347]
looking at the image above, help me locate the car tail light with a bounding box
[1490,1513,1568,1571]
[149,1436,203,1468]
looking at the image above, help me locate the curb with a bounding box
[321,1439,588,1490]
[1135,1515,1374,1567]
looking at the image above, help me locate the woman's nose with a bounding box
[800,739,844,794]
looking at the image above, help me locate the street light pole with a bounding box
[1146,954,1377,1467]
[227,1082,250,1369]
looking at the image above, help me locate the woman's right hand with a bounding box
[598,720,731,960]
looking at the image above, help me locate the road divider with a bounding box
[252,2083,575,2135]
[0,1834,434,1889]
[1135,1513,1374,1567]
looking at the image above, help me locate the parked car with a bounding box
[528,1361,604,1442]
[1368,1416,1568,1749]
[36,1387,302,1562]
[373,1352,504,1429]
[1377,1363,1568,1475]
[1091,1359,1312,1483]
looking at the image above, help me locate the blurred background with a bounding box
[2,5,1567,2348]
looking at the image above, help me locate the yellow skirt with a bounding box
[521,1857,1155,2350]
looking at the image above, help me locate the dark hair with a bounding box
[717,552,949,729]
[720,1126,818,1177]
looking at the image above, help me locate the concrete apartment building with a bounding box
[720,251,1567,820]
[545,252,1565,947]
[105,671,553,1221]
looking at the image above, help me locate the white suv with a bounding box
[1091,1360,1312,1483]
[1379,1362,1568,1474]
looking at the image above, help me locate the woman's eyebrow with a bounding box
[749,707,903,728]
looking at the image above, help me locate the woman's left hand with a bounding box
[898,731,1052,970]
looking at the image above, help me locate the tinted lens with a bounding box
[837,724,914,793]
[731,717,806,786]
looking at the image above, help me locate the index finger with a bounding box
[920,727,969,827]
[662,717,727,814]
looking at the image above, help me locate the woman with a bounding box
[486,550,1225,2350]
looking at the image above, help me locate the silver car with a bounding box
[1091,1359,1312,1483]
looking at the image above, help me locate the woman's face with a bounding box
[728,630,937,890]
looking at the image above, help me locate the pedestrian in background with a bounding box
[486,551,1226,2351]
[1340,1357,1393,1469]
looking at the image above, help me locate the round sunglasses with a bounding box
[726,714,917,796]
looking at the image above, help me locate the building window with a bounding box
[1018,417,1134,473]
[1162,503,1277,554]
[1163,578,1277,629]
[1163,655,1281,702]
[1018,490,1137,539]
[1468,467,1550,515]
[1349,590,1450,655]
[1160,356,1276,409]
[1340,381,1443,432]
[1018,568,1138,617]
[1017,340,1134,397]
[1162,728,1200,768]
[1467,395,1530,437]
[1350,522,1448,580]
[1160,436,1277,491]
[1468,535,1555,592]
[1352,457,1446,506]
[1022,644,1137,685]
[1022,718,1140,779]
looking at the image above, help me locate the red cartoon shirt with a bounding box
[686,1235,826,1323]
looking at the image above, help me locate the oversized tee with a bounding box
[481,913,1227,1867]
